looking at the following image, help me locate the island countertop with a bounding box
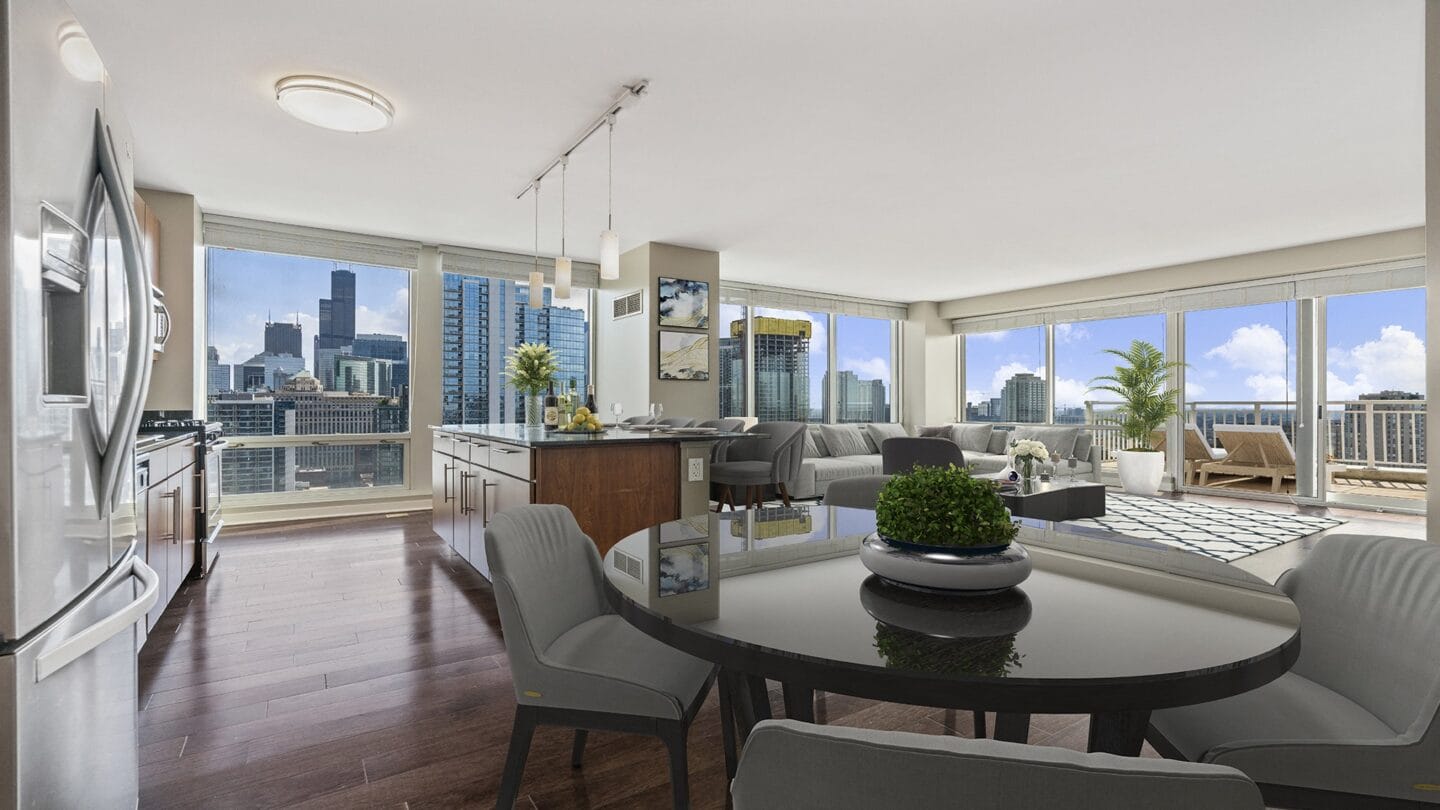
[432,423,751,448]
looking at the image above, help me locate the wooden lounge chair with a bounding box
[1200,425,1296,493]
[1151,425,1227,486]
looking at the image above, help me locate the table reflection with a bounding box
[861,576,1033,678]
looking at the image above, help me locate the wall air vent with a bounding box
[613,549,644,582]
[612,289,643,321]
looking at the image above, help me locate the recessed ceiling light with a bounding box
[274,75,394,133]
[57,22,104,83]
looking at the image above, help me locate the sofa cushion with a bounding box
[987,429,1010,455]
[865,423,909,453]
[820,424,870,457]
[952,423,995,454]
[1013,425,1080,459]
[803,427,829,459]
[918,425,952,441]
[811,455,883,482]
[966,452,1010,475]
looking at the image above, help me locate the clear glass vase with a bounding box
[524,394,544,428]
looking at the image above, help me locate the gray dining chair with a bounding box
[698,418,747,462]
[657,417,698,428]
[623,415,656,425]
[881,436,965,475]
[1149,534,1440,809]
[485,505,718,809]
[731,719,1264,809]
[822,475,891,510]
[711,421,804,511]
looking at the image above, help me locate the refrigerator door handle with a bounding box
[34,555,159,682]
[93,111,155,511]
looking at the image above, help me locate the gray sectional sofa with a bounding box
[789,422,1104,500]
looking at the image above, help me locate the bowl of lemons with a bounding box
[559,406,605,434]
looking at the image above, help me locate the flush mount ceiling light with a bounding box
[275,75,394,133]
[57,22,104,83]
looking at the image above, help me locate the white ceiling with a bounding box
[70,0,1423,303]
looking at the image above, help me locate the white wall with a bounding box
[1426,0,1439,537]
[900,301,958,428]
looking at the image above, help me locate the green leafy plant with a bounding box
[874,623,1022,678]
[875,465,1018,548]
[503,342,558,396]
[1087,339,1184,451]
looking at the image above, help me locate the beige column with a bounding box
[1428,1,1440,536]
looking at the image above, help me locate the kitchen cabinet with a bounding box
[132,191,161,287]
[431,431,534,580]
[137,436,197,636]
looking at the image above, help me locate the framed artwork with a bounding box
[657,277,710,328]
[658,543,710,597]
[658,331,709,381]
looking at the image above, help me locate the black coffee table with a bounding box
[997,478,1107,521]
[603,506,1298,777]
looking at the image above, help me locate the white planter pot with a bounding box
[1116,449,1165,495]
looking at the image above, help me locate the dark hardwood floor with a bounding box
[138,512,1149,809]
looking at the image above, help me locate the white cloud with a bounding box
[1052,376,1091,409]
[1205,324,1289,374]
[1328,325,1425,398]
[356,287,410,338]
[981,362,1090,409]
[1185,380,1206,398]
[1053,323,1090,344]
[841,355,890,381]
[990,362,1035,397]
[1245,373,1294,402]
[968,331,1008,342]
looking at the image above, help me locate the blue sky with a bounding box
[207,248,410,369]
[966,288,1426,409]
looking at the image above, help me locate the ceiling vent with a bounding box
[612,289,643,320]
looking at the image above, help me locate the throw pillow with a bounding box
[918,425,953,440]
[987,429,1010,455]
[866,422,909,454]
[1013,425,1080,459]
[819,424,871,457]
[804,426,830,458]
[952,423,994,454]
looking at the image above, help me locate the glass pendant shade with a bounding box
[528,270,544,308]
[599,230,620,280]
[554,257,572,300]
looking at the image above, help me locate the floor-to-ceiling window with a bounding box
[1324,287,1426,508]
[206,247,411,495]
[963,327,1046,423]
[717,303,748,419]
[833,315,894,423]
[1052,314,1168,466]
[750,307,827,422]
[439,273,590,425]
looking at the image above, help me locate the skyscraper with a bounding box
[206,345,231,395]
[732,316,811,422]
[353,333,409,393]
[439,275,588,424]
[264,320,303,357]
[825,370,889,422]
[718,328,745,418]
[314,266,357,390]
[1001,372,1046,422]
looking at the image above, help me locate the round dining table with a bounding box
[601,505,1300,776]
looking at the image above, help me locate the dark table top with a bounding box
[996,478,1105,498]
[432,423,754,448]
[602,505,1300,713]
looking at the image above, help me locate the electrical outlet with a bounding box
[687,457,704,482]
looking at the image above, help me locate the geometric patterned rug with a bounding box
[1066,493,1344,562]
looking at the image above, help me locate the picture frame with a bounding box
[658,330,709,381]
[657,277,710,329]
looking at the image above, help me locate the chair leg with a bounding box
[496,705,537,809]
[777,481,792,508]
[571,729,588,769]
[659,720,691,810]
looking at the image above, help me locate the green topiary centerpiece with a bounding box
[875,464,1018,549]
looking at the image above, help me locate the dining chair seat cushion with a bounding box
[1151,671,1395,764]
[711,460,778,486]
[541,614,714,720]
[731,720,1263,810]
[823,475,891,510]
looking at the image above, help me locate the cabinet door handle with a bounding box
[158,490,177,542]
[482,480,499,522]
[173,486,183,544]
[459,471,476,515]
[493,447,518,455]
[442,462,453,502]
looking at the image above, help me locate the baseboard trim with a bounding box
[225,494,431,527]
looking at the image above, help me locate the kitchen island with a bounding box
[430,424,747,577]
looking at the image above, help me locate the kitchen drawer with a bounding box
[454,435,491,468]
[142,447,171,485]
[486,443,531,482]
[432,431,456,460]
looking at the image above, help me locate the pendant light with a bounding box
[528,180,544,309]
[554,156,572,300]
[599,114,620,280]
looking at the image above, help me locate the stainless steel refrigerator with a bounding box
[0,0,160,806]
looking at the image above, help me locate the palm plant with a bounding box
[1088,340,1183,450]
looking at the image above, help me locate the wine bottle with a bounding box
[585,383,598,414]
[543,383,559,430]
[568,379,578,413]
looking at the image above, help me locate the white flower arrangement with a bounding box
[1008,439,1049,463]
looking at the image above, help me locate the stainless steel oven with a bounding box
[198,434,224,577]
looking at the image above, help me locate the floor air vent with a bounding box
[612,289,643,320]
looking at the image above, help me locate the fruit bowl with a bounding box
[558,408,604,434]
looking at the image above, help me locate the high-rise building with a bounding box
[718,329,745,418]
[234,352,305,392]
[264,320,303,357]
[731,317,811,422]
[334,356,394,396]
[208,394,293,494]
[314,266,357,390]
[1001,372,1046,422]
[353,333,409,394]
[206,345,231,395]
[825,370,889,422]
[440,275,588,425]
